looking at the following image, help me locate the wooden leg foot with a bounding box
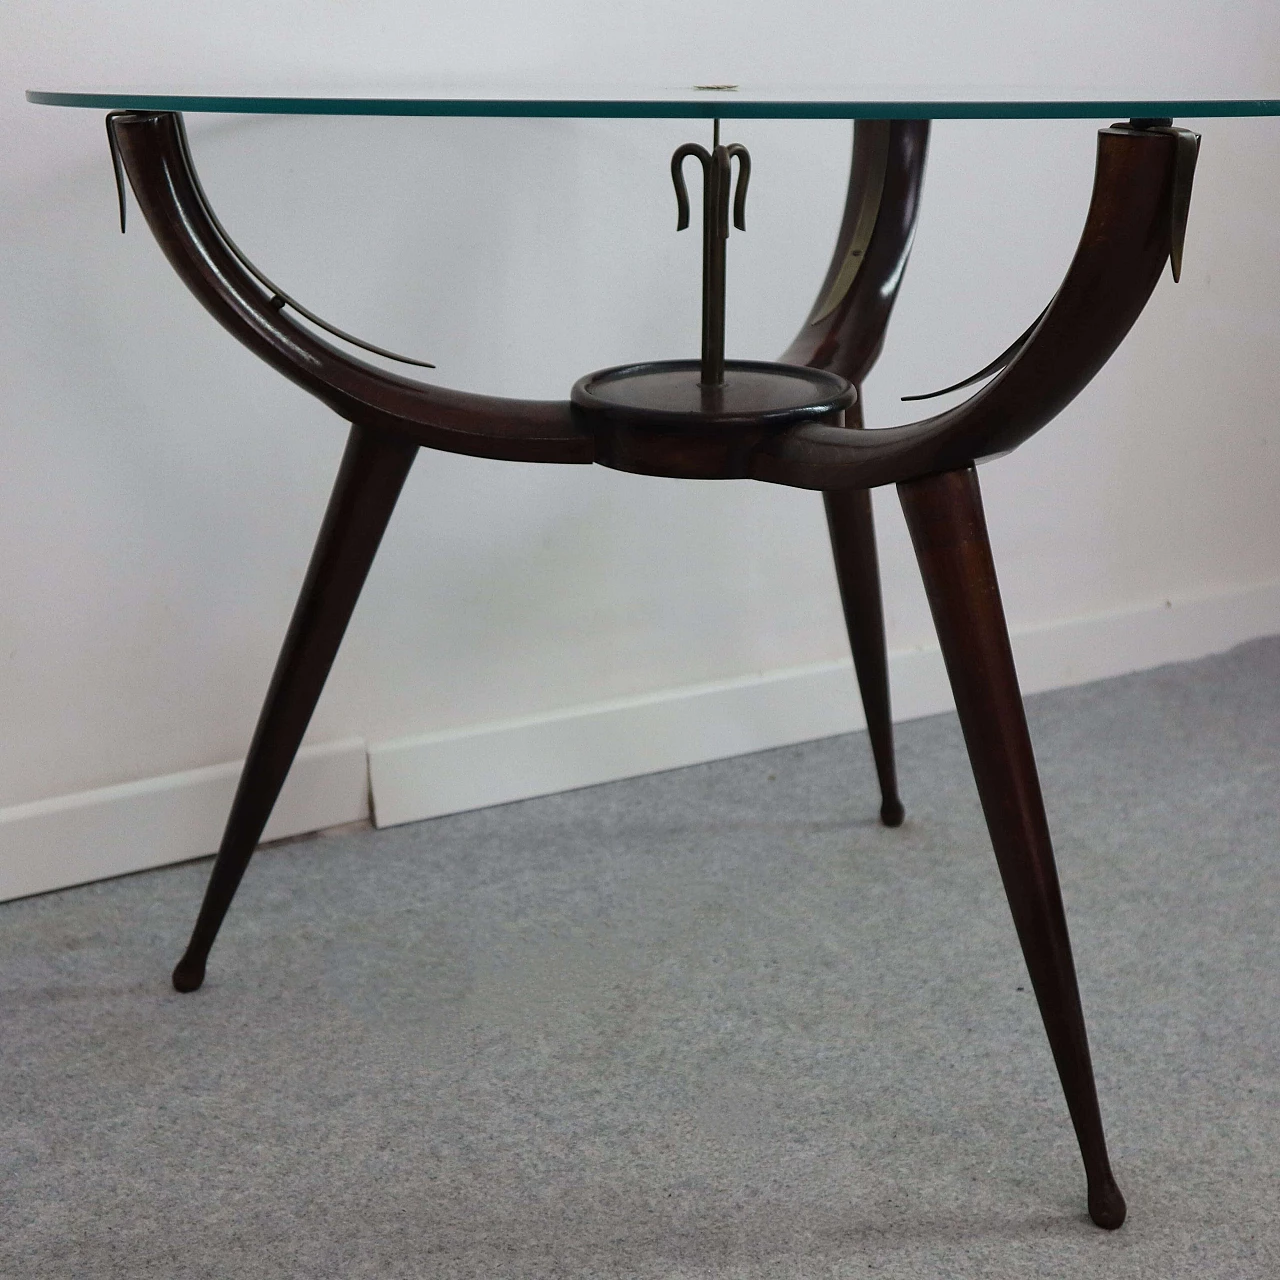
[1089,1172,1127,1229]
[824,486,903,826]
[171,953,206,994]
[172,421,418,991]
[899,464,1124,1228]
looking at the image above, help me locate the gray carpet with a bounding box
[3,639,1279,1278]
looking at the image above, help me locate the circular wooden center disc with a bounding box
[571,358,855,479]
[572,358,853,427]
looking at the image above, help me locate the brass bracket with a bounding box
[902,305,1049,402]
[810,120,892,323]
[106,111,436,369]
[1120,118,1201,281]
[902,119,1200,403]
[1165,127,1202,283]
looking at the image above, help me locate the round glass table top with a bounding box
[26,84,1280,120]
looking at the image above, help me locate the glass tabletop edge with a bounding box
[26,89,1280,120]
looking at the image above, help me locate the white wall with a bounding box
[4,3,1280,894]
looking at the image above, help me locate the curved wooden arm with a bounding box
[109,111,593,463]
[780,119,930,386]
[754,124,1180,490]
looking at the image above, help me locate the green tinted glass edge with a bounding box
[26,90,1280,119]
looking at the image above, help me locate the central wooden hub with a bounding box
[571,358,854,479]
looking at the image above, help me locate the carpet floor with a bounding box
[3,639,1279,1278]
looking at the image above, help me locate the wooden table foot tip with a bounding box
[879,797,906,827]
[171,953,207,993]
[1088,1176,1127,1229]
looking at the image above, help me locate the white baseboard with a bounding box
[368,578,1280,829]
[0,738,368,903]
[368,662,867,829]
[5,578,1280,902]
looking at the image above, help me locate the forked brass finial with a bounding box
[671,120,750,386]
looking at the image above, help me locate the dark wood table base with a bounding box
[108,108,1192,1228]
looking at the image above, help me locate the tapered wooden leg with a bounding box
[172,421,418,993]
[824,485,903,826]
[898,465,1125,1230]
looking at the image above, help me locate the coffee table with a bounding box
[28,84,1280,1229]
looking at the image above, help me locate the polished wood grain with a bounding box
[781,120,931,378]
[572,357,853,479]
[109,111,593,465]
[111,111,1178,494]
[172,420,418,993]
[756,123,1180,490]
[823,469,903,826]
[108,108,1187,1229]
[899,464,1125,1229]
[784,119,931,827]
